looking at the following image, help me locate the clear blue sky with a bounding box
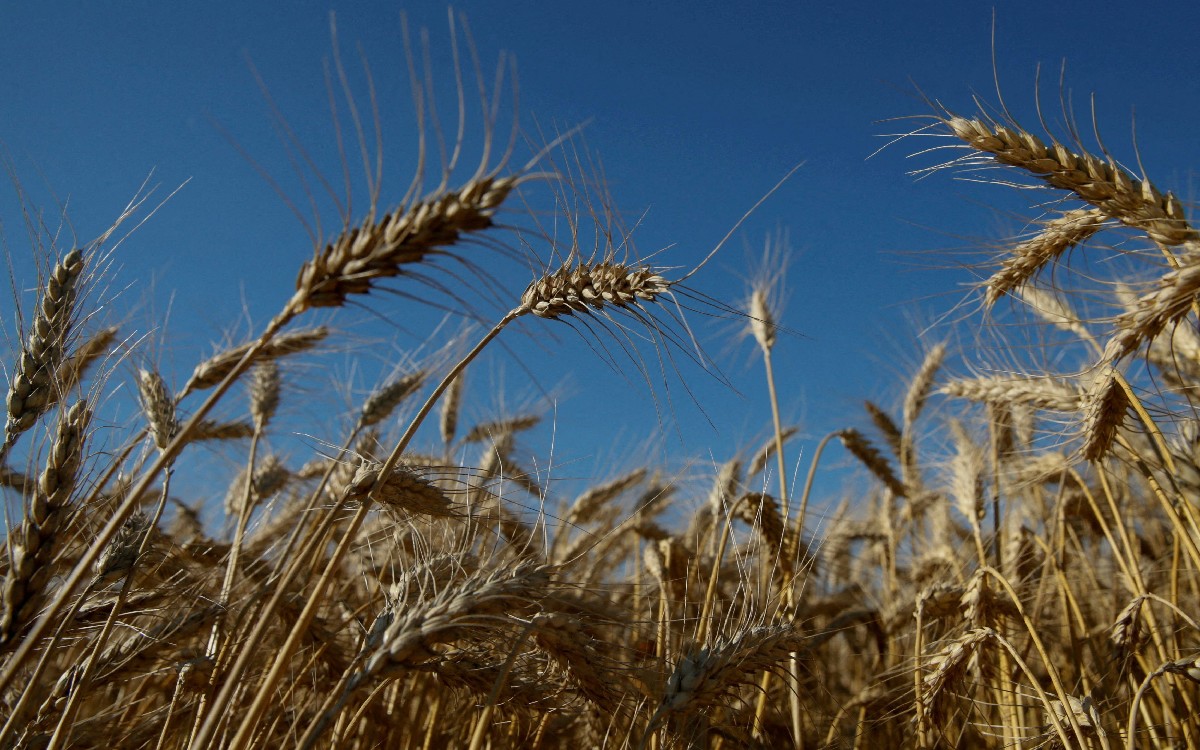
[2,2,1198,512]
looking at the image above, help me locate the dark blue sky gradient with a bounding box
[2,2,1198,515]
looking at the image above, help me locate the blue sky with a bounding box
[2,2,1198,514]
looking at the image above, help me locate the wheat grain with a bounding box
[463,414,540,444]
[649,624,807,734]
[54,326,117,402]
[189,419,255,442]
[864,401,903,459]
[747,426,798,477]
[903,343,946,430]
[749,288,776,351]
[224,454,290,518]
[567,468,646,526]
[1106,256,1200,363]
[439,370,465,446]
[1020,285,1095,343]
[949,421,986,524]
[92,511,151,586]
[734,492,785,551]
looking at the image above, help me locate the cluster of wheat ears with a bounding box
[1,19,1199,750]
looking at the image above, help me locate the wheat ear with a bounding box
[179,325,328,396]
[137,369,178,452]
[941,374,1082,411]
[300,562,549,747]
[645,624,808,740]
[0,400,91,646]
[944,115,1196,247]
[520,262,671,320]
[358,370,426,428]
[289,175,518,314]
[1080,366,1130,461]
[4,249,85,452]
[985,209,1108,306]
[1105,256,1200,363]
[839,428,906,498]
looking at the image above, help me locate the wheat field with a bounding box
[1,14,1199,750]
